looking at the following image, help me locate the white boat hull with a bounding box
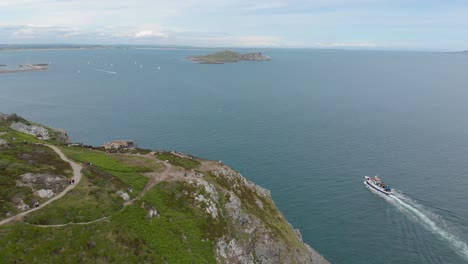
[364,176,393,195]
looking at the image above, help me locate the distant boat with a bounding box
[111,64,114,67]
[157,66,161,70]
[140,65,143,68]
[77,69,80,74]
[87,61,90,65]
[364,176,393,195]
[134,61,137,65]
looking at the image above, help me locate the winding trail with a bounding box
[0,144,83,226]
[32,216,110,228]
[124,156,173,206]
[1,148,178,228]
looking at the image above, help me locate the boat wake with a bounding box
[91,68,117,75]
[366,184,468,260]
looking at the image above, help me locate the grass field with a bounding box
[60,147,150,195]
[190,50,241,63]
[155,152,200,170]
[24,175,123,225]
[0,141,72,220]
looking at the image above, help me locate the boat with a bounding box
[364,176,393,195]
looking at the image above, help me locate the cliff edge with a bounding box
[0,113,329,263]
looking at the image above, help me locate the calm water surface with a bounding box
[2,48,468,264]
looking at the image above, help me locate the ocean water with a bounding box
[2,48,468,264]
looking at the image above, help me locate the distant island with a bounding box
[188,50,271,64]
[446,50,468,54]
[0,64,48,74]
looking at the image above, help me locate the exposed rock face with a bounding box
[17,173,67,194]
[0,112,8,120]
[182,162,330,264]
[35,189,55,198]
[10,122,50,140]
[116,191,130,201]
[16,199,30,211]
[53,128,71,143]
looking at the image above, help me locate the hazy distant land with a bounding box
[188,50,271,64]
[0,64,48,74]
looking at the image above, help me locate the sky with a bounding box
[0,0,467,50]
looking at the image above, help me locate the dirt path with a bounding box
[0,144,83,226]
[123,157,175,206]
[33,216,110,228]
[2,150,180,227]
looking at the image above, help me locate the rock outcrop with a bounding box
[17,173,67,194]
[10,122,50,140]
[9,120,71,143]
[180,160,329,264]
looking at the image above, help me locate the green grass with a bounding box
[0,117,68,145]
[155,152,200,170]
[113,181,218,264]
[0,142,73,220]
[24,175,123,225]
[0,221,163,263]
[0,126,41,144]
[116,154,163,172]
[191,50,241,63]
[1,182,222,263]
[60,147,150,195]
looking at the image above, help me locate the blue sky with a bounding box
[0,0,467,50]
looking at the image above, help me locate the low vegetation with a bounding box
[0,114,326,264]
[23,174,123,225]
[155,152,200,170]
[60,147,150,195]
[190,50,242,63]
[0,128,72,220]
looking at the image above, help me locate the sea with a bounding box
[1,48,468,264]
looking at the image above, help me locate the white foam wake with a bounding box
[91,68,117,74]
[388,192,468,260]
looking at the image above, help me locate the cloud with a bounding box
[1,0,468,49]
[0,24,171,43]
[134,27,168,39]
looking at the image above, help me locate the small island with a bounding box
[188,50,271,64]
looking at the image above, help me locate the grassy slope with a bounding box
[23,174,123,225]
[191,50,241,63]
[0,181,220,263]
[0,116,313,263]
[0,122,73,220]
[115,182,219,264]
[155,152,200,169]
[60,147,150,195]
[0,120,219,262]
[0,221,163,263]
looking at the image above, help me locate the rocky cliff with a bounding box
[0,114,329,263]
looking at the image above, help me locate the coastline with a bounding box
[0,64,48,74]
